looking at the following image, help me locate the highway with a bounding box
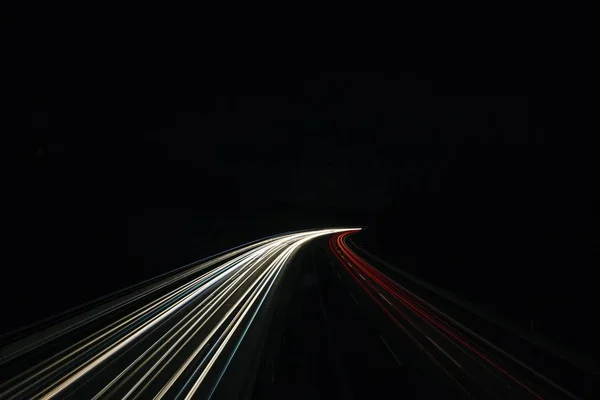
[2,228,593,400]
[0,228,357,400]
[326,231,587,400]
[250,233,467,399]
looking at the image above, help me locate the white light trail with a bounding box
[0,228,360,400]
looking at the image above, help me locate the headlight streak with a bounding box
[0,228,359,400]
[120,239,295,400]
[38,240,294,399]
[182,231,328,400]
[152,231,334,400]
[0,240,276,397]
[91,246,282,400]
[204,231,328,400]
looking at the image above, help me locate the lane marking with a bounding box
[337,273,342,280]
[349,293,358,304]
[358,273,365,280]
[379,335,402,366]
[426,336,462,368]
[379,293,392,306]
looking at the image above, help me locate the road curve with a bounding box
[0,228,358,400]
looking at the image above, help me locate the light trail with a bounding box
[329,231,581,400]
[0,228,359,400]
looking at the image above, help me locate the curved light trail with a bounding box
[0,228,359,400]
[329,231,582,400]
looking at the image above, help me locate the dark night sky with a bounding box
[5,8,599,362]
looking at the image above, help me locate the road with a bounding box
[323,231,588,400]
[251,233,467,399]
[0,228,356,400]
[3,228,592,399]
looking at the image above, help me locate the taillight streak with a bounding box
[327,235,471,394]
[332,232,543,400]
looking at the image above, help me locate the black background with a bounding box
[5,5,598,363]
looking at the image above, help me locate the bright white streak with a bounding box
[3,228,359,400]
